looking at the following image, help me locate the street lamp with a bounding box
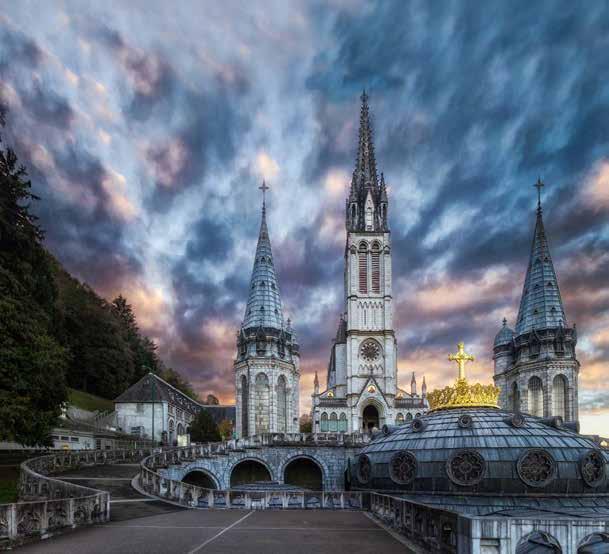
[143,366,155,447]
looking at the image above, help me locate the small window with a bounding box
[70,437,79,442]
[60,436,69,441]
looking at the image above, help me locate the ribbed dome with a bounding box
[353,407,608,497]
[494,320,514,347]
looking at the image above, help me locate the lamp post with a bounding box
[143,366,155,446]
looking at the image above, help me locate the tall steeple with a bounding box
[242,181,284,330]
[346,91,388,232]
[515,179,567,336]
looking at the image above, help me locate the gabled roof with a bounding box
[515,202,567,336]
[242,193,285,331]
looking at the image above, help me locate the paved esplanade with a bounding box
[18,465,410,554]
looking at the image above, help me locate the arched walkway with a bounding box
[230,459,272,487]
[283,457,323,491]
[181,470,217,489]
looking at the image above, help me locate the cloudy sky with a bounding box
[1,1,608,434]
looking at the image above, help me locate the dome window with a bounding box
[389,451,417,485]
[446,450,486,486]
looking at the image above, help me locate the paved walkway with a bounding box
[17,465,411,553]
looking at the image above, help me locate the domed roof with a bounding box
[494,318,514,346]
[353,407,608,497]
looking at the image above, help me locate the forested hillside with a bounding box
[0,106,196,446]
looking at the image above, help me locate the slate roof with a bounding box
[398,493,609,519]
[494,318,514,347]
[356,407,608,498]
[515,204,567,336]
[242,198,285,331]
[114,373,235,424]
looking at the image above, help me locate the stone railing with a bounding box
[0,447,154,548]
[369,492,459,553]
[139,442,368,510]
[225,432,371,449]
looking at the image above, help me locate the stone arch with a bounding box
[182,469,219,490]
[552,374,568,420]
[405,413,413,422]
[254,373,270,434]
[280,454,329,491]
[329,412,338,432]
[516,531,562,553]
[528,376,544,417]
[229,457,273,487]
[578,533,609,553]
[277,374,287,432]
[361,399,384,432]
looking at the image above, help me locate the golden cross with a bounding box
[448,342,475,381]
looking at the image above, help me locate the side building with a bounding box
[312,93,428,434]
[115,373,235,445]
[493,184,579,423]
[234,190,300,438]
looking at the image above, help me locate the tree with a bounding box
[204,394,219,405]
[218,419,233,440]
[161,367,199,401]
[299,414,312,433]
[190,409,221,443]
[0,106,68,445]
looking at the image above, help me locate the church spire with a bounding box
[352,90,378,191]
[515,179,567,336]
[242,182,284,330]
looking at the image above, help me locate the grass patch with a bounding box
[68,388,114,413]
[0,479,18,504]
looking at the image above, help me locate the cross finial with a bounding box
[534,177,544,212]
[448,342,475,381]
[259,180,270,209]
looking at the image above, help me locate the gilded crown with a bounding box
[427,342,500,411]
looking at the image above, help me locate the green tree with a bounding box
[161,367,199,401]
[0,105,68,445]
[218,419,233,440]
[190,409,221,443]
[299,414,312,433]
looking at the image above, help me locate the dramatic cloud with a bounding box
[1,2,608,431]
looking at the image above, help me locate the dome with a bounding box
[494,318,514,346]
[352,407,608,497]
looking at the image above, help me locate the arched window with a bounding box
[329,412,338,432]
[516,531,561,553]
[358,243,368,293]
[511,382,520,413]
[320,412,329,432]
[255,373,270,434]
[339,413,348,433]
[371,243,381,293]
[528,376,544,417]
[241,375,249,437]
[553,375,568,420]
[405,413,413,421]
[277,375,287,432]
[177,423,184,436]
[396,413,405,424]
[579,533,609,553]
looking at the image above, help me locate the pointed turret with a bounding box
[242,183,285,331]
[313,371,319,395]
[411,371,417,396]
[421,376,427,398]
[515,180,566,336]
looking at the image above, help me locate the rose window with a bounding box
[361,340,381,362]
[390,451,417,485]
[580,450,606,487]
[517,449,556,487]
[447,450,486,486]
[358,454,371,484]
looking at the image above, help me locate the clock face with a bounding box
[361,339,381,362]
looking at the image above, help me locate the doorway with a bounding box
[362,405,380,431]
